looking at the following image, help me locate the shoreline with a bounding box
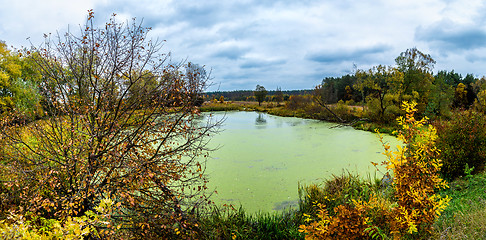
[199,101,399,135]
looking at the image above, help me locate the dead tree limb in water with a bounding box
[313,86,369,127]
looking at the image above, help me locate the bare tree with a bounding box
[185,62,208,106]
[0,11,220,238]
[275,86,284,105]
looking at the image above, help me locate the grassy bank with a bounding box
[432,171,486,239]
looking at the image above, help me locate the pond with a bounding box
[203,111,399,213]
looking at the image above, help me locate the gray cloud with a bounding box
[415,21,486,52]
[211,45,251,60]
[172,2,224,28]
[240,59,286,69]
[305,44,392,64]
[465,53,486,63]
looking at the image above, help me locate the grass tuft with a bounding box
[198,205,303,239]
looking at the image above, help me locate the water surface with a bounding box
[204,111,399,213]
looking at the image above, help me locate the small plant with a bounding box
[464,163,475,181]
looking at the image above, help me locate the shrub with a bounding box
[0,198,115,239]
[299,202,369,240]
[298,173,390,240]
[377,101,450,238]
[434,110,486,179]
[286,95,312,110]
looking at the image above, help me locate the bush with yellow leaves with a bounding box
[0,198,116,240]
[381,101,450,238]
[299,202,369,240]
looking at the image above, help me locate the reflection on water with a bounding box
[255,112,267,128]
[204,111,400,213]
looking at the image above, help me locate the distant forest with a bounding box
[205,89,313,101]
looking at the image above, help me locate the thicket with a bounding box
[434,110,486,180]
[0,41,44,123]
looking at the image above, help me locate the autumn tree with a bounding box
[473,76,486,112]
[344,85,353,101]
[0,11,219,239]
[395,48,436,112]
[453,82,468,108]
[354,65,404,123]
[254,84,267,106]
[0,41,43,122]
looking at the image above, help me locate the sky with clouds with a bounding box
[1,0,486,91]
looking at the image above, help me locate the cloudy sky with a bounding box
[1,0,486,91]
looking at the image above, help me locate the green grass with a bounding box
[199,102,245,112]
[431,171,486,239]
[198,205,304,239]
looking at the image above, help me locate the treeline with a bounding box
[315,48,486,123]
[205,89,313,102]
[318,70,479,111]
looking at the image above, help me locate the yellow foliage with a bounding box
[299,202,369,240]
[0,198,117,239]
[379,101,450,237]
